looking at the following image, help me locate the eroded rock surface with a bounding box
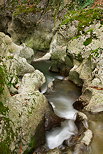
[49,8,103,113]
[0,33,48,153]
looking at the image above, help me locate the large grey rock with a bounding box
[0,32,49,153]
[18,44,34,63]
[0,70,48,153]
[6,55,35,77]
[18,70,45,93]
[0,32,34,62]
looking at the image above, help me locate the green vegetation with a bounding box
[76,0,94,8]
[0,102,9,115]
[0,117,15,154]
[11,0,64,16]
[0,101,15,154]
[83,37,92,46]
[0,65,6,94]
[89,48,103,59]
[61,8,103,33]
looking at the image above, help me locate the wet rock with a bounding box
[73,129,92,154]
[45,110,64,131]
[47,148,61,154]
[34,53,51,62]
[78,112,88,129]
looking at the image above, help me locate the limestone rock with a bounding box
[18,70,45,93]
[6,55,35,77]
[47,148,61,154]
[49,9,103,113]
[18,44,34,63]
[1,70,48,153]
[0,32,48,153]
[81,129,93,146]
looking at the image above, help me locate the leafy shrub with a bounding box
[76,0,94,8]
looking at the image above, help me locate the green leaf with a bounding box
[83,37,92,46]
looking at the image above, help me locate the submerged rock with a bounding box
[73,129,92,154]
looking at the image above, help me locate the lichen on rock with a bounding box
[0,32,49,153]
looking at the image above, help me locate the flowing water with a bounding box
[32,60,81,150]
[32,60,103,153]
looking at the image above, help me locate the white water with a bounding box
[46,80,81,149]
[50,98,78,120]
[32,60,81,150]
[46,120,78,149]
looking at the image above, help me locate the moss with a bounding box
[25,36,50,51]
[13,5,38,16]
[75,53,83,62]
[0,98,15,153]
[0,101,9,115]
[65,56,73,67]
[0,141,11,154]
[0,116,15,154]
[61,8,103,33]
[0,65,5,94]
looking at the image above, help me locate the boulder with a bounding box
[0,70,48,153]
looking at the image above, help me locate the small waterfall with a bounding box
[46,79,81,149]
[46,120,78,149]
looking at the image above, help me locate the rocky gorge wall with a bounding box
[0,32,49,153]
[49,8,103,113]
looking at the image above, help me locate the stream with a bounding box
[32,60,103,154]
[32,60,81,150]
